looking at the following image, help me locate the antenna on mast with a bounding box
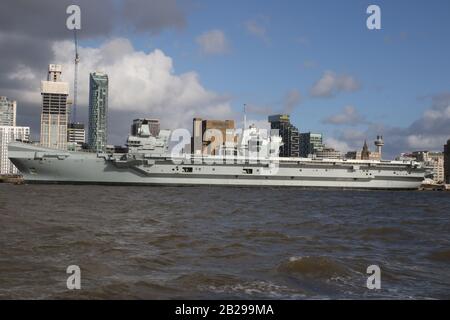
[243,103,247,131]
[72,28,80,123]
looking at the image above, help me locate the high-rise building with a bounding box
[268,114,299,157]
[445,140,450,184]
[429,152,445,184]
[88,72,108,152]
[191,118,236,155]
[0,126,30,175]
[299,132,324,157]
[132,119,160,137]
[67,123,86,151]
[0,96,16,126]
[40,64,69,150]
[413,151,445,184]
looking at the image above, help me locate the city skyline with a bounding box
[3,61,449,159]
[0,0,449,159]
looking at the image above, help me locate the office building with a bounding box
[315,147,342,160]
[191,118,236,155]
[429,152,445,184]
[299,132,324,157]
[445,140,450,184]
[395,153,417,161]
[40,64,69,150]
[412,151,445,184]
[132,119,160,137]
[88,72,108,152]
[0,126,30,175]
[268,114,299,157]
[67,123,86,151]
[0,96,16,126]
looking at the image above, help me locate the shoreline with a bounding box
[0,175,24,185]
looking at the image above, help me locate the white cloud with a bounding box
[7,65,37,81]
[405,134,447,150]
[9,37,235,138]
[282,89,302,114]
[310,71,360,98]
[245,17,270,44]
[243,119,271,131]
[322,93,450,158]
[324,137,351,153]
[39,38,234,130]
[423,105,450,122]
[323,105,365,125]
[196,29,229,55]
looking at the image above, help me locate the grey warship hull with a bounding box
[8,142,426,189]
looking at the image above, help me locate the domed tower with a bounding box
[374,135,384,158]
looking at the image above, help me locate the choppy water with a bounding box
[0,184,449,299]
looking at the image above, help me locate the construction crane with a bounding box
[72,29,80,123]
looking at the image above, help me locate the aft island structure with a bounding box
[8,119,428,189]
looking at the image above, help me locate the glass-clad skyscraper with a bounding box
[88,72,108,152]
[299,132,324,157]
[268,114,300,157]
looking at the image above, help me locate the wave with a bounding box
[427,249,450,262]
[359,226,410,240]
[277,256,351,279]
[202,280,305,299]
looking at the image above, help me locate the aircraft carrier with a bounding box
[8,120,428,189]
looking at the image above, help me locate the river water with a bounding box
[0,184,449,299]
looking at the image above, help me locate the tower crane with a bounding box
[72,29,80,123]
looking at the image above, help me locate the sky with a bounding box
[0,0,449,158]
